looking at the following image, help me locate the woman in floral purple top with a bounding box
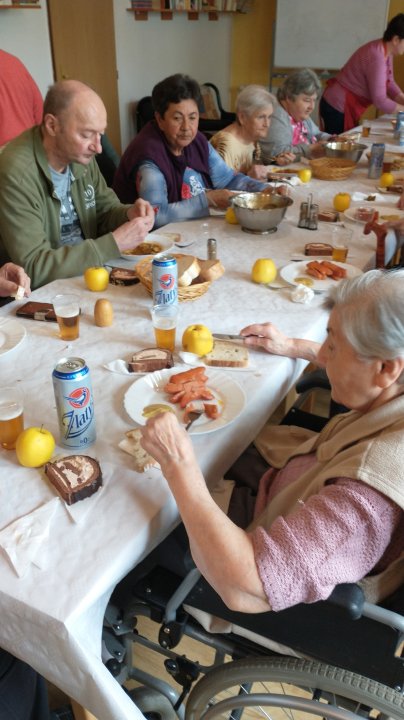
[113,74,271,229]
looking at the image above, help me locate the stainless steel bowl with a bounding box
[231,192,293,234]
[324,141,367,163]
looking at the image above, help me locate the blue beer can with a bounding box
[368,143,385,179]
[152,254,178,306]
[52,357,96,448]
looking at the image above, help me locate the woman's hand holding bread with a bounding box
[140,412,199,482]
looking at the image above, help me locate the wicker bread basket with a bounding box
[135,254,211,302]
[309,157,357,180]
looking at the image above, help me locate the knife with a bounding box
[213,333,264,342]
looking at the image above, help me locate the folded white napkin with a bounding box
[291,284,315,304]
[103,358,134,375]
[351,191,386,203]
[0,497,60,577]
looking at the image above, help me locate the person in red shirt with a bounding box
[0,49,43,147]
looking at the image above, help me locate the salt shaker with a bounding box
[307,203,319,230]
[207,237,217,259]
[298,202,309,229]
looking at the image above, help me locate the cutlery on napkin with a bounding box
[0,497,60,577]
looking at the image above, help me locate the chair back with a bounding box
[135,96,155,132]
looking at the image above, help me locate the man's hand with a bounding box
[0,262,31,298]
[114,199,155,252]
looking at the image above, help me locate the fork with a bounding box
[185,409,203,431]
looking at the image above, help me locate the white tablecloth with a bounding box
[0,120,402,720]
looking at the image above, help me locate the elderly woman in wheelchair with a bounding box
[106,269,404,720]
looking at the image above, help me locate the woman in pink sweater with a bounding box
[320,14,404,134]
[141,270,404,613]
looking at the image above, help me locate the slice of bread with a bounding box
[304,242,332,256]
[197,259,225,282]
[177,256,201,287]
[44,455,102,505]
[204,340,249,368]
[128,348,174,373]
[120,428,160,472]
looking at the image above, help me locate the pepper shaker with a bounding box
[298,202,309,229]
[207,237,217,259]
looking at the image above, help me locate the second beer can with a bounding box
[152,255,178,306]
[52,357,96,448]
[368,143,385,179]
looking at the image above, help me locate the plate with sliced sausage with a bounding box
[280,260,362,293]
[124,366,246,434]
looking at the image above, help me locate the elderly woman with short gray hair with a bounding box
[259,68,331,166]
[141,269,404,612]
[210,85,278,180]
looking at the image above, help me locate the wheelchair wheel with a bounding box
[185,656,404,720]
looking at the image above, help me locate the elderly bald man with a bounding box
[0,79,154,289]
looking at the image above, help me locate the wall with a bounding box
[113,0,233,148]
[0,4,53,95]
[0,0,232,150]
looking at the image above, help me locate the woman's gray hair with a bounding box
[277,68,322,102]
[325,270,404,378]
[235,85,276,117]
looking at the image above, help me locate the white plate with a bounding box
[0,318,26,357]
[344,204,404,224]
[124,367,246,435]
[280,261,362,294]
[120,232,178,261]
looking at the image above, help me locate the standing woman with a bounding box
[320,13,404,134]
[210,86,276,181]
[259,69,330,166]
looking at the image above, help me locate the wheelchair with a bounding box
[104,373,404,720]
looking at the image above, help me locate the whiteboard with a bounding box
[274,0,389,70]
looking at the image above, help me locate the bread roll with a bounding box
[197,259,225,282]
[177,256,201,287]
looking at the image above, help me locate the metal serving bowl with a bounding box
[231,192,293,234]
[324,141,367,163]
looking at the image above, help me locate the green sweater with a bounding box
[0,127,131,289]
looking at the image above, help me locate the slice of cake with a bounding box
[109,267,140,286]
[45,455,102,505]
[128,348,174,373]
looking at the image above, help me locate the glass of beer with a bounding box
[361,122,371,138]
[53,294,80,341]
[151,304,178,352]
[0,386,24,450]
[331,227,352,263]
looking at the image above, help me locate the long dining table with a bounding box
[0,115,402,720]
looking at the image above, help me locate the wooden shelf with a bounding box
[127,7,238,20]
[0,3,41,7]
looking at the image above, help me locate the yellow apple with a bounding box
[15,426,55,468]
[94,299,114,327]
[298,168,312,183]
[251,258,277,284]
[379,172,395,188]
[182,324,214,356]
[225,207,239,224]
[333,192,351,212]
[84,266,110,292]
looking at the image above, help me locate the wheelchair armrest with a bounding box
[327,583,365,620]
[295,368,330,394]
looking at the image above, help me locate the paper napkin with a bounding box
[0,497,60,577]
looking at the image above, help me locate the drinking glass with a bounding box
[53,294,80,341]
[331,227,352,263]
[151,304,178,352]
[0,386,24,450]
